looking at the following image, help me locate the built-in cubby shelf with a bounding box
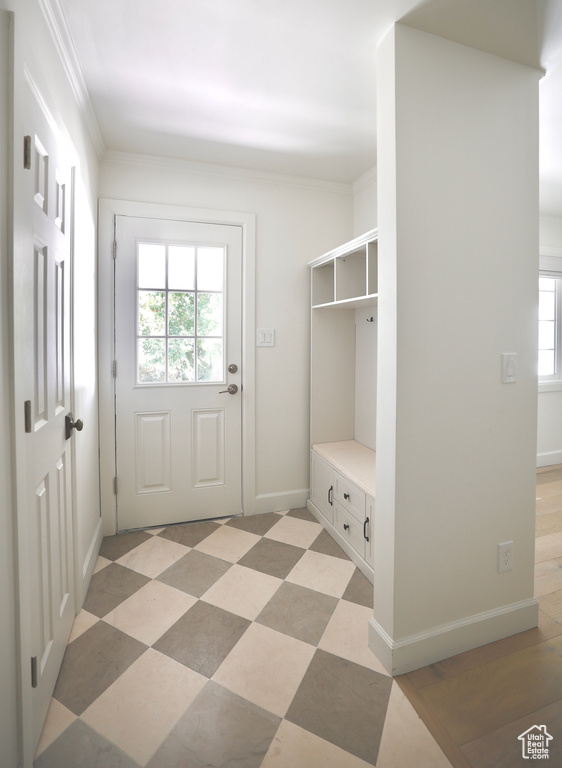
[310,228,378,309]
[308,230,378,582]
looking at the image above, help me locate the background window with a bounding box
[539,275,562,380]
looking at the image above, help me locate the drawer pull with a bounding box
[344,493,350,500]
[364,517,370,542]
[343,523,350,531]
[328,485,333,506]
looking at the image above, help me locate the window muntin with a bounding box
[136,242,225,384]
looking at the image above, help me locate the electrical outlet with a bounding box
[498,541,514,573]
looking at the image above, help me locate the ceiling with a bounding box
[57,0,562,216]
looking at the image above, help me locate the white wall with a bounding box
[99,153,353,518]
[537,215,562,466]
[371,24,539,674]
[354,308,377,450]
[0,7,20,766]
[353,166,377,236]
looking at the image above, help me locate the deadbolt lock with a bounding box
[228,364,238,373]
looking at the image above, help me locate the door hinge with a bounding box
[112,360,117,378]
[24,400,32,433]
[112,241,117,260]
[31,656,38,688]
[23,135,32,170]
[113,477,118,495]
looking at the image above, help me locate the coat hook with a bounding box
[366,317,374,323]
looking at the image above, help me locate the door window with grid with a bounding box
[136,242,225,384]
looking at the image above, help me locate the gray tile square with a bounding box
[256,581,338,645]
[99,530,153,561]
[342,567,374,608]
[285,648,392,764]
[286,507,317,522]
[146,681,281,768]
[34,719,141,768]
[157,520,221,547]
[153,601,250,677]
[309,528,351,560]
[53,622,147,715]
[225,512,283,536]
[82,563,151,618]
[237,537,305,579]
[156,549,232,597]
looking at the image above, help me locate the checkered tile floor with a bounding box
[34,508,452,767]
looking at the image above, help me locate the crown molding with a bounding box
[353,165,377,195]
[101,150,354,195]
[37,0,105,158]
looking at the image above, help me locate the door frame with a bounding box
[98,199,256,535]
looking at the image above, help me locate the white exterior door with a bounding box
[13,78,76,750]
[114,216,243,530]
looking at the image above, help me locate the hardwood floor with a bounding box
[397,465,562,768]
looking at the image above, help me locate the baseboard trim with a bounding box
[251,489,309,515]
[369,597,539,676]
[537,449,562,468]
[78,517,103,609]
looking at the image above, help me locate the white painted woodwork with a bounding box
[134,411,171,494]
[192,409,225,488]
[308,444,375,583]
[310,451,335,524]
[312,440,376,496]
[308,232,378,582]
[13,75,76,751]
[115,216,242,530]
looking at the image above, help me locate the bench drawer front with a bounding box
[334,472,365,523]
[334,502,365,557]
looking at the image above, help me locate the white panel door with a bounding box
[115,216,242,530]
[13,78,76,750]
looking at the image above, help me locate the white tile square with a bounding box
[116,535,189,578]
[68,609,99,644]
[194,524,260,562]
[319,600,388,674]
[264,515,322,549]
[93,555,111,574]
[103,579,197,645]
[202,564,282,620]
[285,549,356,598]
[376,682,453,768]
[213,623,315,717]
[81,648,207,766]
[261,720,372,768]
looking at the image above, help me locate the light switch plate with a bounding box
[257,329,275,347]
[502,352,517,384]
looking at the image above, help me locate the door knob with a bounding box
[65,413,84,440]
[219,384,238,395]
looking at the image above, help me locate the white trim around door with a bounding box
[98,199,256,535]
